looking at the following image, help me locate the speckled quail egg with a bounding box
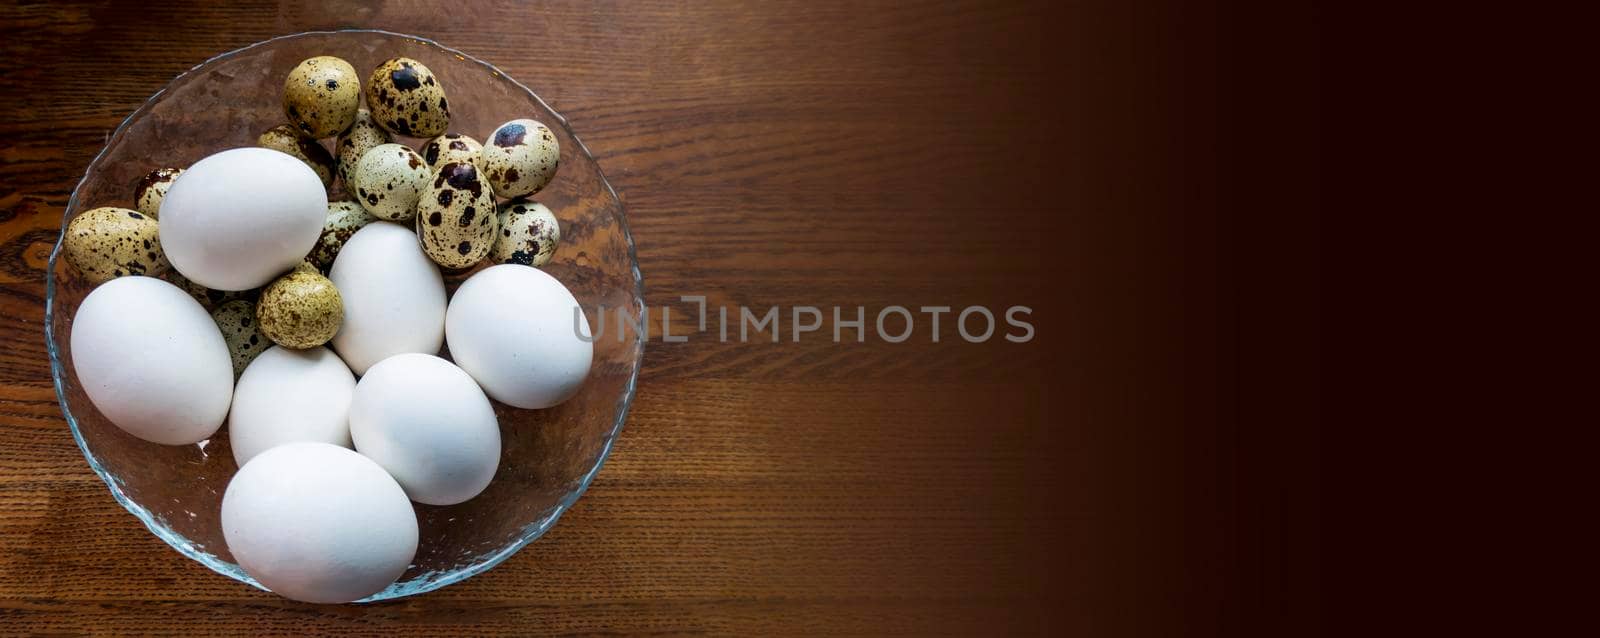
[307,201,377,271]
[163,270,247,310]
[62,207,168,284]
[491,200,560,267]
[479,119,560,198]
[258,125,336,189]
[283,56,361,139]
[365,57,449,138]
[134,167,182,218]
[351,143,430,222]
[420,133,481,171]
[257,269,344,349]
[416,162,498,269]
[212,299,270,378]
[336,109,391,187]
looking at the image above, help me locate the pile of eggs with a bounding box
[61,55,590,604]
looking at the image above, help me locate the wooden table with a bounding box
[0,1,1321,635]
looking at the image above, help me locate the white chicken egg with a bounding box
[70,276,232,445]
[349,353,500,506]
[228,346,356,466]
[327,222,446,375]
[446,265,593,409]
[159,147,328,291]
[222,442,417,604]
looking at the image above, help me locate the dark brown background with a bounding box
[0,1,1320,635]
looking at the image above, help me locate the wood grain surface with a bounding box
[0,1,1322,635]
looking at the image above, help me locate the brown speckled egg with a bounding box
[365,57,449,138]
[62,207,168,285]
[479,119,560,198]
[133,167,183,218]
[211,299,269,378]
[307,201,377,271]
[257,270,343,349]
[491,200,560,267]
[335,109,391,186]
[258,125,336,189]
[420,133,482,171]
[163,270,246,310]
[416,162,498,269]
[350,143,430,222]
[283,56,361,139]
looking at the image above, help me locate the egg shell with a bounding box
[351,143,430,222]
[419,133,482,171]
[350,353,500,506]
[335,109,392,186]
[228,346,355,466]
[211,299,269,378]
[258,125,336,188]
[70,276,233,445]
[163,269,246,310]
[328,222,446,374]
[257,270,343,349]
[160,147,328,291]
[222,442,417,604]
[283,56,362,139]
[365,57,449,138]
[446,264,593,409]
[416,162,498,269]
[134,167,183,218]
[307,201,377,271]
[491,200,560,267]
[479,119,560,198]
[62,206,169,285]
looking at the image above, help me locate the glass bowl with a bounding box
[43,30,643,601]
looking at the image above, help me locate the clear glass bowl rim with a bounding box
[41,28,644,602]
